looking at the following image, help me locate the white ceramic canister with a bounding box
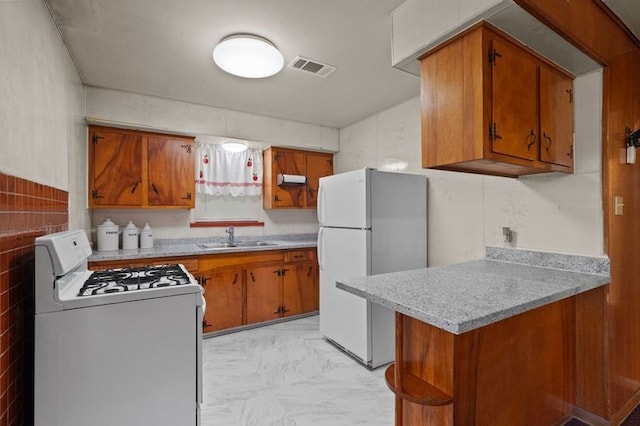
[139,223,154,249]
[97,219,119,251]
[122,221,139,250]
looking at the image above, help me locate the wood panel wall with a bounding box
[515,0,640,422]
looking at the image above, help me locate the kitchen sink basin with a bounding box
[198,241,278,250]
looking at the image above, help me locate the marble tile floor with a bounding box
[201,315,394,425]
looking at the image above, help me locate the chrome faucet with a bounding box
[225,226,235,244]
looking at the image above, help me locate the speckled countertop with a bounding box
[89,233,317,262]
[336,246,610,335]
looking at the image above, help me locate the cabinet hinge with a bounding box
[91,190,104,200]
[92,134,105,144]
[180,144,192,154]
[489,122,502,141]
[488,48,502,66]
[566,88,573,104]
[181,192,192,201]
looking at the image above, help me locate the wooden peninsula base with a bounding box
[386,298,576,425]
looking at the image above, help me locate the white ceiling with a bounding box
[602,0,640,44]
[43,0,640,130]
[43,0,419,129]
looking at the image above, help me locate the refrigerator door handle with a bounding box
[317,184,324,226]
[317,228,325,271]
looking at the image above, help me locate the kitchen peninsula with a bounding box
[337,247,610,425]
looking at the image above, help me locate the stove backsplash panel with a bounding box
[0,171,68,425]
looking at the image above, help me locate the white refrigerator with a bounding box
[317,168,427,368]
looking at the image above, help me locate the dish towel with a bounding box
[195,143,263,196]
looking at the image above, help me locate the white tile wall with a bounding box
[391,0,505,69]
[0,0,89,234]
[86,88,340,152]
[336,70,605,265]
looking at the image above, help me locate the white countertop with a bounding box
[89,234,317,262]
[336,247,610,335]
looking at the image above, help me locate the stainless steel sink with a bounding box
[198,241,278,250]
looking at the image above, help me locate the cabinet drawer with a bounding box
[199,251,284,271]
[284,249,316,263]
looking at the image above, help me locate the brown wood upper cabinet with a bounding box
[420,22,574,178]
[89,125,195,208]
[263,147,333,209]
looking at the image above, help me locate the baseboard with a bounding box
[203,311,318,338]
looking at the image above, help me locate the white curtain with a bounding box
[195,143,263,197]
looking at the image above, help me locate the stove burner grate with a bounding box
[78,264,191,296]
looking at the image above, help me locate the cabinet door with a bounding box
[201,269,244,333]
[490,36,539,161]
[246,265,282,323]
[89,128,143,207]
[272,149,306,208]
[305,153,333,208]
[282,262,318,316]
[147,136,195,207]
[539,66,574,168]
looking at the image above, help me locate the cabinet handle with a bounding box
[307,267,313,277]
[526,130,537,151]
[274,195,281,202]
[180,144,192,154]
[281,306,290,314]
[250,272,256,282]
[543,131,552,152]
[151,183,160,195]
[281,268,289,276]
[203,320,213,329]
[182,192,192,201]
[272,306,282,315]
[294,255,304,259]
[130,182,139,194]
[232,273,238,285]
[273,269,282,276]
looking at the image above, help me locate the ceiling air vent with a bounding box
[287,56,337,78]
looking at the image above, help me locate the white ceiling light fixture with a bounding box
[221,142,248,153]
[213,34,284,78]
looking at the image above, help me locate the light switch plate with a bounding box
[615,196,624,216]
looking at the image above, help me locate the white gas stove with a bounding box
[34,230,203,426]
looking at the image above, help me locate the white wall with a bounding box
[337,70,604,266]
[0,0,88,232]
[86,87,339,240]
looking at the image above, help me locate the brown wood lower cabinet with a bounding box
[200,248,319,334]
[388,297,576,425]
[283,262,318,316]
[201,268,243,333]
[246,264,282,323]
[246,254,319,323]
